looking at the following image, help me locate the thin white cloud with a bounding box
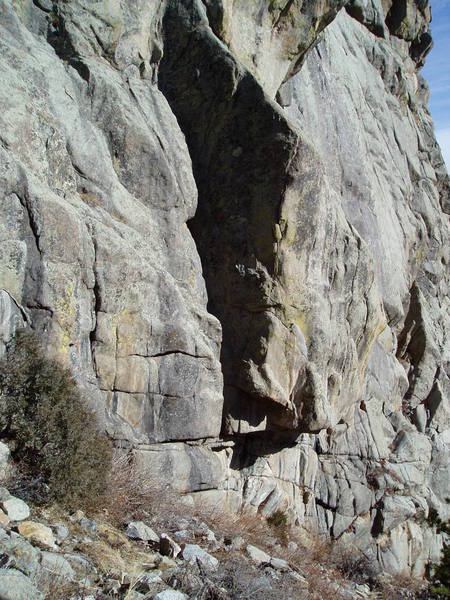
[436,128,450,170]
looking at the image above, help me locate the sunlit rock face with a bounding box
[0,0,224,445]
[202,0,348,97]
[159,0,386,436]
[0,0,448,576]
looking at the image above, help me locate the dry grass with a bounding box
[77,531,157,578]
[79,456,349,598]
[92,449,166,525]
[191,506,350,597]
[28,448,429,600]
[33,567,92,600]
[376,573,431,599]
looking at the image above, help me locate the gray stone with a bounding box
[413,404,427,433]
[0,290,26,357]
[125,521,159,544]
[104,579,121,595]
[160,0,385,437]
[230,536,245,551]
[0,533,42,578]
[135,444,225,494]
[153,591,188,600]
[0,444,10,481]
[269,557,290,572]
[246,545,271,565]
[0,497,29,522]
[0,0,448,580]
[79,517,98,534]
[52,524,69,543]
[197,522,216,542]
[0,0,223,451]
[181,544,219,571]
[63,553,97,584]
[380,496,417,533]
[173,530,192,541]
[40,551,75,581]
[0,569,43,600]
[202,0,346,98]
[140,570,162,586]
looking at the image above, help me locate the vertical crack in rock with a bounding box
[156,0,448,575]
[0,0,448,577]
[159,0,385,437]
[280,1,449,574]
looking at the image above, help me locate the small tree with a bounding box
[0,329,111,508]
[432,543,450,596]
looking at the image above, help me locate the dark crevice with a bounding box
[272,0,296,30]
[1,290,31,325]
[158,1,303,436]
[315,497,337,513]
[148,350,209,360]
[385,0,408,36]
[371,506,384,537]
[69,60,91,84]
[17,192,42,259]
[89,235,101,378]
[32,0,52,13]
[345,3,385,38]
[46,7,78,63]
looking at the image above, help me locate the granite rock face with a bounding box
[0,0,223,445]
[0,0,448,576]
[159,0,386,436]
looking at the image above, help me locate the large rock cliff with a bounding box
[0,0,448,576]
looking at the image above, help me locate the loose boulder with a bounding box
[125,521,159,544]
[182,544,219,572]
[17,521,56,549]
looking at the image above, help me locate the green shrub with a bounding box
[0,329,111,508]
[430,543,450,597]
[267,509,289,544]
[267,509,288,530]
[426,511,450,597]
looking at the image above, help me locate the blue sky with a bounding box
[422,0,450,169]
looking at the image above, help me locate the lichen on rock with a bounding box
[0,0,448,579]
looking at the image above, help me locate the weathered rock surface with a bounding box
[0,0,448,578]
[0,443,10,481]
[202,0,347,97]
[153,591,188,600]
[0,568,43,600]
[246,544,271,566]
[40,551,75,581]
[17,521,56,549]
[0,495,30,522]
[0,0,223,445]
[0,482,435,597]
[126,521,159,544]
[182,544,219,571]
[160,0,386,436]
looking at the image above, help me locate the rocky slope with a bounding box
[0,0,448,578]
